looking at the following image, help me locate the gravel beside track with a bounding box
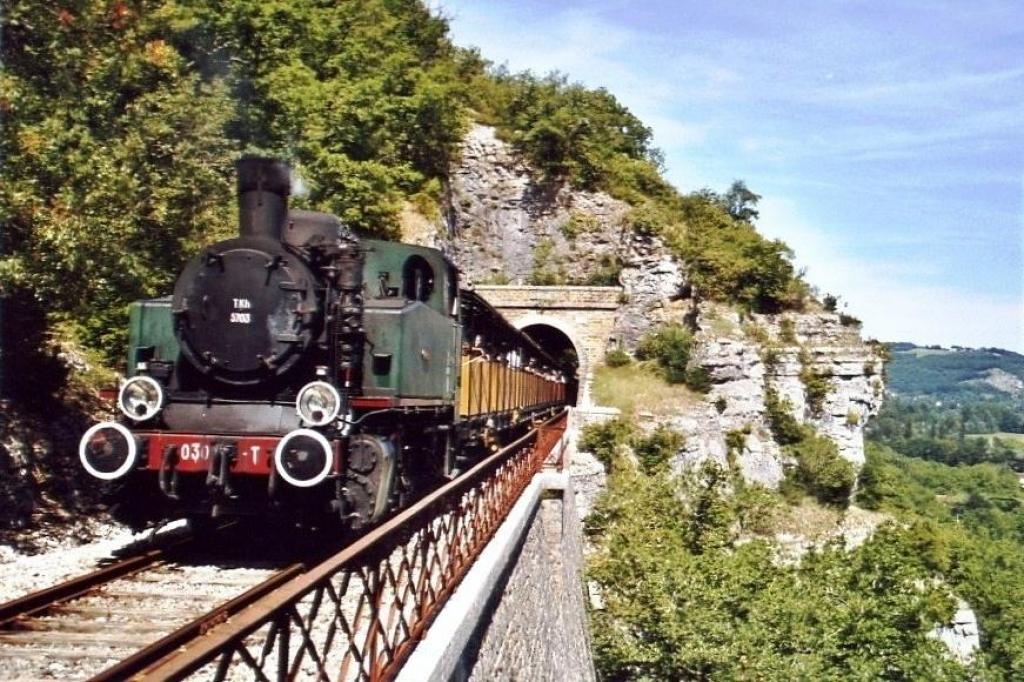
[0,564,285,680]
[0,520,329,681]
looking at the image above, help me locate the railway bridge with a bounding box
[473,285,622,408]
[21,413,597,680]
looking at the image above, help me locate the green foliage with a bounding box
[527,237,565,285]
[2,0,820,381]
[725,427,747,470]
[784,432,856,505]
[798,350,833,416]
[559,210,600,239]
[743,320,770,345]
[885,342,1024,400]
[623,200,675,237]
[633,426,685,475]
[578,418,635,470]
[1,0,236,361]
[683,366,712,393]
[764,387,805,446]
[636,323,694,384]
[604,347,631,368]
[765,380,853,504]
[576,253,622,286]
[186,0,473,237]
[471,70,661,195]
[868,396,1024,467]
[839,312,861,327]
[732,481,780,535]
[670,193,806,313]
[858,443,1024,675]
[822,293,839,311]
[578,419,683,475]
[697,180,762,223]
[778,317,797,343]
[476,270,510,285]
[588,460,962,680]
[2,0,480,366]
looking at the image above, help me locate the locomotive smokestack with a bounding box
[236,157,291,241]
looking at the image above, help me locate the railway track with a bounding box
[0,525,319,681]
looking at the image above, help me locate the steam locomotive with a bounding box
[78,158,571,530]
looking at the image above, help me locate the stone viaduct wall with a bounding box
[467,482,594,681]
[397,466,595,682]
[473,285,621,407]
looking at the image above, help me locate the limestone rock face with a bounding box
[440,123,884,494]
[615,231,688,348]
[443,125,685,349]
[933,600,981,665]
[445,126,628,283]
[683,304,885,486]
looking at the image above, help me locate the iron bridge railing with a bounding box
[134,410,569,681]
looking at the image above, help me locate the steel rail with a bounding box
[138,409,568,681]
[0,549,171,627]
[0,522,225,627]
[88,561,307,682]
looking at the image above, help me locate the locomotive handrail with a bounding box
[137,409,568,681]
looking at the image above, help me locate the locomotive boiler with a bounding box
[78,158,570,530]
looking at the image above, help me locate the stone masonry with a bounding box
[467,486,595,682]
[474,285,621,408]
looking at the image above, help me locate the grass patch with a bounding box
[770,497,844,541]
[592,362,701,417]
[968,433,1024,451]
[700,306,741,337]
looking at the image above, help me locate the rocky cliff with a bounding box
[432,123,885,487]
[685,305,884,485]
[435,126,687,347]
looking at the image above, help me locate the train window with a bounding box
[378,272,399,298]
[373,353,393,375]
[402,256,434,302]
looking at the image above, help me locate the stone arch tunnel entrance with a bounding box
[522,323,580,406]
[473,285,622,409]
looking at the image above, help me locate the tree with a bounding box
[723,179,761,222]
[182,0,473,237]
[1,1,236,361]
[587,460,963,680]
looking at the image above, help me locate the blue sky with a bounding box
[437,0,1024,351]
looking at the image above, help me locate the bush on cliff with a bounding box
[782,431,856,505]
[579,420,684,475]
[636,323,694,384]
[587,461,963,680]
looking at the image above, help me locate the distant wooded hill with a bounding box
[886,343,1024,399]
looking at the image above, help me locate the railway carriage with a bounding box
[79,158,570,530]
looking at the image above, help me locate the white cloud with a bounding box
[808,66,1024,105]
[757,197,1024,351]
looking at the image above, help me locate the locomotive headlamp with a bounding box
[295,381,341,426]
[274,429,334,488]
[118,376,164,422]
[79,422,138,481]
